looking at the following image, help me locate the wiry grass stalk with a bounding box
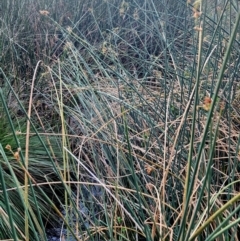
[0,144,18,241]
[179,0,204,238]
[24,60,42,241]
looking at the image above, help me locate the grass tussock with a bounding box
[0,0,240,240]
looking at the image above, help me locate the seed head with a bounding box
[202,96,212,111]
[14,151,20,162]
[5,144,12,151]
[39,10,50,16]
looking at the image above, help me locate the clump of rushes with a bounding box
[39,1,240,240]
[0,88,65,240]
[1,0,240,240]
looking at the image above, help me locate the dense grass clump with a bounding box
[1,0,240,240]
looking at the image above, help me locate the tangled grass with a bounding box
[0,0,240,240]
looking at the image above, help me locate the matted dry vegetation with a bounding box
[0,0,240,240]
